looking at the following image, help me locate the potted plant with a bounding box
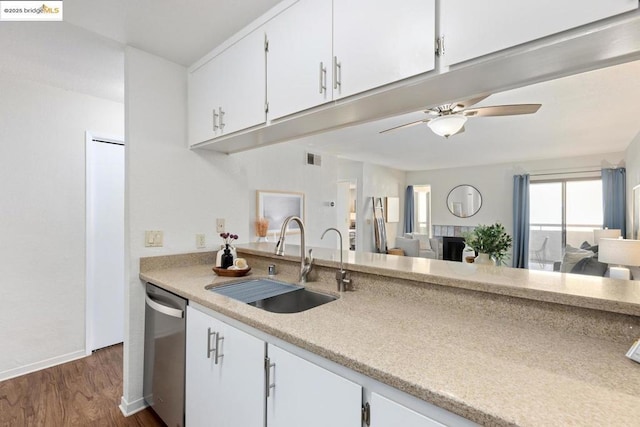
[462,223,513,265]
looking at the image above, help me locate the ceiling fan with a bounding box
[379,95,541,138]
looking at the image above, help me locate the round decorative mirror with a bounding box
[447,185,482,218]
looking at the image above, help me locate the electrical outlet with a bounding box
[145,230,163,247]
[196,234,206,248]
[216,218,225,233]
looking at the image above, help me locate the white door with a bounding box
[186,306,265,427]
[440,0,638,67]
[336,181,351,250]
[266,0,333,119]
[333,0,436,99]
[266,344,362,427]
[370,392,446,427]
[85,134,124,352]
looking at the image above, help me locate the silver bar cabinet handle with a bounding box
[265,357,276,397]
[206,327,215,359]
[319,62,327,94]
[212,109,219,131]
[333,56,341,90]
[218,107,225,131]
[214,332,224,364]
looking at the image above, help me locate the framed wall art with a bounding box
[256,190,305,236]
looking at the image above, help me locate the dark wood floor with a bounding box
[0,344,165,426]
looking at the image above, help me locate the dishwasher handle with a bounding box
[145,294,184,319]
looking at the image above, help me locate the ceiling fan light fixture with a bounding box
[427,115,467,138]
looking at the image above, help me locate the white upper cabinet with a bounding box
[188,28,266,146]
[440,0,638,67]
[266,344,362,427]
[187,58,220,144]
[216,29,267,135]
[333,0,436,99]
[266,0,333,120]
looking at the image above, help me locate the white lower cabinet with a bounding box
[266,344,362,427]
[185,305,265,427]
[185,305,473,427]
[370,393,446,427]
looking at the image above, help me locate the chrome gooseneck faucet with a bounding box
[274,216,313,284]
[321,227,351,292]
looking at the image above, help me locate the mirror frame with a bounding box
[446,185,482,218]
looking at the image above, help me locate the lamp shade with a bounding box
[593,228,621,244]
[598,238,640,266]
[427,115,467,138]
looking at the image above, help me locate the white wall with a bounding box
[123,46,253,411]
[234,143,339,249]
[0,77,124,380]
[407,153,625,239]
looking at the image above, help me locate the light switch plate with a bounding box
[196,234,206,248]
[216,218,225,233]
[626,339,640,363]
[145,230,163,247]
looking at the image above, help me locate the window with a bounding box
[413,185,431,235]
[529,178,602,270]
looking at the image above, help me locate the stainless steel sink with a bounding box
[248,288,337,313]
[210,278,337,313]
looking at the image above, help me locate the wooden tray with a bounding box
[212,266,251,277]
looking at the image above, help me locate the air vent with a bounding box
[306,152,322,166]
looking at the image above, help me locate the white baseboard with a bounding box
[0,350,86,382]
[119,396,148,416]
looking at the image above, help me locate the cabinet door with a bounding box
[441,0,638,66]
[188,57,221,146]
[217,29,267,135]
[266,0,333,120]
[333,0,436,99]
[370,393,445,427]
[266,344,362,427]
[185,306,265,427]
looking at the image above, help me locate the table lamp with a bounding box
[593,228,621,245]
[598,238,640,280]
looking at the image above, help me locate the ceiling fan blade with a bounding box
[451,94,491,111]
[379,119,429,134]
[462,104,541,117]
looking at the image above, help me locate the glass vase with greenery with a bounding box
[462,223,513,265]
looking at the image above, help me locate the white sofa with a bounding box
[394,233,440,259]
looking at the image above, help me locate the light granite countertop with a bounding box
[140,245,640,426]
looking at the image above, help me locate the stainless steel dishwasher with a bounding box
[144,283,187,427]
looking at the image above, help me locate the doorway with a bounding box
[336,180,357,250]
[528,177,603,270]
[85,132,125,353]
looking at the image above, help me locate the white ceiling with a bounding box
[0,22,124,103]
[291,59,640,171]
[3,1,638,171]
[63,0,283,66]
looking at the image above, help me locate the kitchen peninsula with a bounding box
[140,243,640,426]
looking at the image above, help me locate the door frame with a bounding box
[85,131,125,355]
